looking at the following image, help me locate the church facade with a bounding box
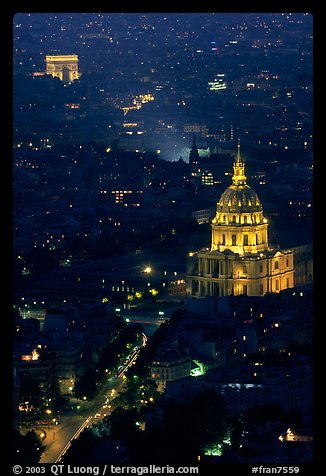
[186,143,295,297]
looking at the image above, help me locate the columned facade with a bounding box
[187,142,295,297]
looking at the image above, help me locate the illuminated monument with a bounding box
[186,142,295,297]
[45,55,79,85]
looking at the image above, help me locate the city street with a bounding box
[39,375,124,463]
[39,337,147,463]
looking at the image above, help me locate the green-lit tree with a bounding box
[91,415,111,437]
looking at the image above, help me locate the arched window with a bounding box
[243,215,247,224]
[232,215,236,223]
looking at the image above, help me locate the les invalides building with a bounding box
[186,142,295,297]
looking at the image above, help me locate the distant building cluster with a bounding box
[12,13,313,465]
[15,303,116,398]
[13,13,312,159]
[150,287,313,421]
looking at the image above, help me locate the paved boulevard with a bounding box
[40,335,147,463]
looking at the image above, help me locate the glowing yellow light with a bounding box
[32,349,40,361]
[143,267,152,273]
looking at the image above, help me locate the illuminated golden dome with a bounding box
[217,141,261,214]
[217,184,262,213]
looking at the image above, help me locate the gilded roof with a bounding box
[217,184,262,213]
[216,141,262,214]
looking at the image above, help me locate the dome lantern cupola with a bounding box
[211,139,269,255]
[232,140,247,186]
[186,139,295,298]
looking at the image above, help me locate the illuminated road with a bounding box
[39,334,147,463]
[39,378,122,463]
[39,415,94,463]
[120,311,168,337]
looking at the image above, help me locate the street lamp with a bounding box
[143,266,152,274]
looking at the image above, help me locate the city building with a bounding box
[45,55,79,85]
[16,347,56,399]
[151,348,192,392]
[41,309,93,394]
[165,361,313,416]
[189,134,200,169]
[186,142,295,297]
[192,208,215,224]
